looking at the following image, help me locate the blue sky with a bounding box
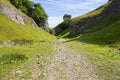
[32,0,108,28]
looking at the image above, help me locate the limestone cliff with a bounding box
[69,0,120,35]
[0,1,49,31]
[0,2,38,27]
[35,18,49,32]
[55,0,120,36]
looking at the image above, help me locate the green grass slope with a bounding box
[67,20,120,56]
[55,1,111,36]
[72,0,111,21]
[76,20,120,44]
[0,1,57,79]
[0,13,55,42]
[58,0,120,58]
[58,0,114,37]
[0,0,56,42]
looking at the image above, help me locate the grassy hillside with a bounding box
[0,0,55,42]
[59,18,120,57]
[0,1,57,79]
[58,0,120,36]
[66,20,120,56]
[0,13,55,42]
[58,0,120,47]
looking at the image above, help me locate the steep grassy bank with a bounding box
[0,12,56,80]
[60,20,120,58]
[0,13,55,42]
[0,0,57,79]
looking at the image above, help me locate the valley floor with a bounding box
[1,39,120,80]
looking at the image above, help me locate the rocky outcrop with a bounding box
[24,17,38,28]
[0,3,25,25]
[36,18,49,31]
[101,0,120,16]
[69,17,100,35]
[0,2,38,27]
[0,2,49,31]
[69,0,120,36]
[54,26,63,35]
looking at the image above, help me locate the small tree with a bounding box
[63,14,71,21]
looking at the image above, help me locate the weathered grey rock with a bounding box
[54,25,63,35]
[24,17,38,28]
[0,3,25,25]
[102,0,120,16]
[36,18,49,31]
[0,2,49,31]
[0,2,38,28]
[3,42,21,47]
[69,16,100,35]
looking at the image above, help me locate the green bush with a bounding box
[58,20,69,30]
[0,53,28,64]
[63,14,71,21]
[49,29,55,35]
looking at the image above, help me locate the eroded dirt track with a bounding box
[46,41,98,80]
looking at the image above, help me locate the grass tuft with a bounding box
[0,53,28,65]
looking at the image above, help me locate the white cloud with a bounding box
[48,14,84,28]
[40,0,108,11]
[48,16,63,28]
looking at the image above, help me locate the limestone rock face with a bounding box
[54,26,63,35]
[0,2,38,27]
[69,0,120,36]
[36,18,49,32]
[102,0,120,16]
[0,3,25,25]
[69,17,98,35]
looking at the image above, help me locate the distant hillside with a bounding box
[55,0,120,36]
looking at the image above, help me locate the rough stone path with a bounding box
[3,39,98,80]
[46,40,98,80]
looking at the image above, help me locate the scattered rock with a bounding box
[36,54,41,58]
[16,70,22,75]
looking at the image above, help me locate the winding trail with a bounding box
[46,39,98,80]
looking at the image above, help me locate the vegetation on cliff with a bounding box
[9,0,49,31]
